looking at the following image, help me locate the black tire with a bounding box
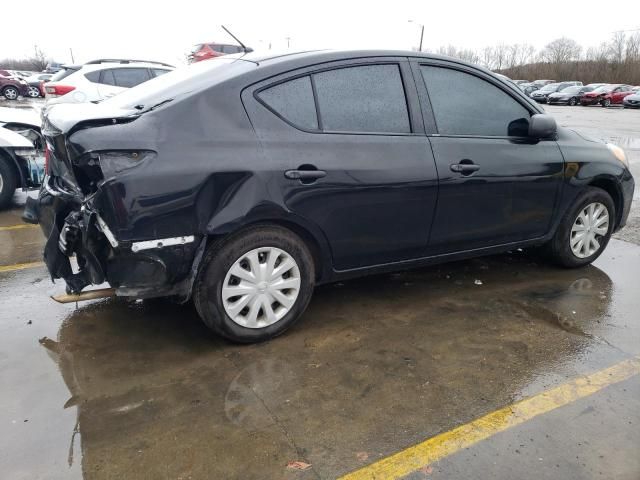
[2,86,19,101]
[547,187,615,268]
[193,225,315,343]
[27,86,40,98]
[601,98,611,107]
[569,97,577,106]
[0,156,19,209]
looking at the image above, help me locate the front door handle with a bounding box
[450,163,480,174]
[284,169,327,181]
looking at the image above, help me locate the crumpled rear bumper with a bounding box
[24,176,204,300]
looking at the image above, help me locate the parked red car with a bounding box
[188,43,248,63]
[580,84,634,107]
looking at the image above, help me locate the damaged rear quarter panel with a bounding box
[66,87,268,244]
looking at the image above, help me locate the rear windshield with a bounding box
[49,67,79,82]
[102,55,255,110]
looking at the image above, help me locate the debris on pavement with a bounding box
[356,451,369,462]
[286,461,312,471]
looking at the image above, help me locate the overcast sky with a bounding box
[2,0,638,66]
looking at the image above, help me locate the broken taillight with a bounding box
[45,85,76,97]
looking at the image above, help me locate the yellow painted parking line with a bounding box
[340,356,640,480]
[0,261,44,273]
[0,224,38,232]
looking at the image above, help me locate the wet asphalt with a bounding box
[0,105,639,479]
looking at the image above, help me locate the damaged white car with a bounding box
[0,107,45,209]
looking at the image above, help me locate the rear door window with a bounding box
[151,68,171,77]
[420,65,530,137]
[258,76,318,130]
[99,69,117,86]
[313,64,410,133]
[112,68,151,88]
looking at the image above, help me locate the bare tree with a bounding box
[608,32,626,63]
[29,45,48,71]
[481,46,495,69]
[541,37,582,64]
[493,43,509,70]
[625,33,640,62]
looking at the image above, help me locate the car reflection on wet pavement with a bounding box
[2,199,639,479]
[1,104,639,479]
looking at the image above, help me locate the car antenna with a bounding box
[220,25,253,53]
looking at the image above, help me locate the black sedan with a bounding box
[23,73,52,98]
[547,85,593,105]
[24,50,634,343]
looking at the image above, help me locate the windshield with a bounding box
[594,85,614,93]
[102,55,255,110]
[539,83,559,92]
[561,86,581,94]
[49,67,79,82]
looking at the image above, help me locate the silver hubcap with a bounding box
[570,202,609,258]
[27,86,39,97]
[0,172,4,193]
[222,247,301,328]
[4,88,17,99]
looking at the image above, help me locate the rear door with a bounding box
[244,58,438,270]
[412,60,564,255]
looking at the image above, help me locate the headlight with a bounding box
[607,143,628,168]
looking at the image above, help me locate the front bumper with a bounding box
[623,99,640,108]
[530,95,549,103]
[580,97,601,106]
[617,170,635,232]
[547,98,570,105]
[24,176,203,299]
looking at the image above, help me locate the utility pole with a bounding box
[69,48,75,63]
[285,36,291,49]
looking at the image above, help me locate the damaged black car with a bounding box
[24,50,634,343]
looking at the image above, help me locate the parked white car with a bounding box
[0,107,44,209]
[44,59,174,105]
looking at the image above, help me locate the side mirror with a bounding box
[529,113,557,139]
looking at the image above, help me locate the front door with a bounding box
[414,62,564,255]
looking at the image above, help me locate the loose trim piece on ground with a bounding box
[339,356,640,480]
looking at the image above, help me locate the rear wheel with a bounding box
[547,187,614,268]
[2,86,19,100]
[193,226,315,343]
[0,156,18,209]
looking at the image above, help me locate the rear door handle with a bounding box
[284,169,327,181]
[450,163,480,174]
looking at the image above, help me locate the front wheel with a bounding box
[601,98,611,107]
[27,86,40,98]
[547,187,614,268]
[2,86,19,100]
[569,97,577,106]
[193,226,315,343]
